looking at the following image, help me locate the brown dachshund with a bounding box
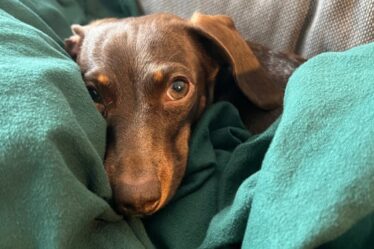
[65,13,304,216]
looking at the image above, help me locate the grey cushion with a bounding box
[139,0,374,58]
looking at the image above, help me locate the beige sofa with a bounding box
[139,0,374,58]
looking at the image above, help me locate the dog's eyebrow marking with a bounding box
[97,73,110,85]
[152,70,164,83]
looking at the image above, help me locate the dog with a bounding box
[65,12,305,216]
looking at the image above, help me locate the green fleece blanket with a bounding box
[1,1,374,249]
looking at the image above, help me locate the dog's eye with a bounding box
[167,80,189,100]
[87,86,102,103]
[85,85,109,117]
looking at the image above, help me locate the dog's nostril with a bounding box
[143,198,160,212]
[120,198,137,210]
[121,198,160,215]
[113,178,161,215]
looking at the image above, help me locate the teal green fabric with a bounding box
[244,43,374,249]
[0,1,154,249]
[145,43,374,249]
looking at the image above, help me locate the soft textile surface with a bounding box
[144,43,374,248]
[0,1,154,248]
[243,42,374,249]
[139,0,374,58]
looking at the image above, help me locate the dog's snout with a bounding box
[114,177,161,215]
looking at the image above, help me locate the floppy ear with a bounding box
[189,13,282,110]
[64,24,85,60]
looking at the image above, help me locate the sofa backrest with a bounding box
[139,0,374,58]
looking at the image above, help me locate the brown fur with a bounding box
[65,12,305,216]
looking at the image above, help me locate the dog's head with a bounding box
[65,13,282,216]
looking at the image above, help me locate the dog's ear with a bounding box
[64,19,118,60]
[64,24,85,60]
[189,13,282,110]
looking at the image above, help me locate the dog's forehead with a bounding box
[87,15,198,84]
[108,15,192,61]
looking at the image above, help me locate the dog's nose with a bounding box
[114,178,161,215]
